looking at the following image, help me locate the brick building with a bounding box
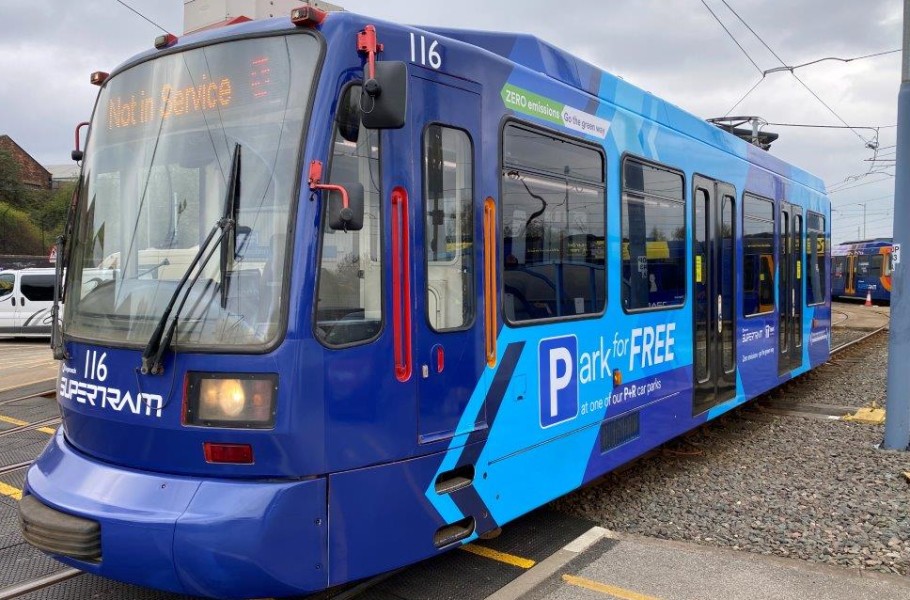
[0,135,52,192]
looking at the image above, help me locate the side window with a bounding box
[869,255,884,278]
[501,123,605,323]
[20,275,55,302]
[743,194,775,316]
[424,125,474,331]
[621,158,685,311]
[314,84,383,347]
[806,212,826,305]
[0,274,13,298]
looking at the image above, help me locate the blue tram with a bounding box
[832,238,892,302]
[20,6,831,598]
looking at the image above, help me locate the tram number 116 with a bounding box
[410,33,442,70]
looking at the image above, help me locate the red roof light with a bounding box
[155,33,179,50]
[291,5,327,27]
[90,71,109,86]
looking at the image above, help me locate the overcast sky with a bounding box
[0,0,901,242]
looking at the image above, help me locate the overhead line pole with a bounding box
[883,0,910,450]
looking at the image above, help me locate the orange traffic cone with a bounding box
[865,290,873,307]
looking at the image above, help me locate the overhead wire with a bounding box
[114,0,170,34]
[699,0,764,75]
[725,77,766,116]
[717,0,872,146]
[828,177,895,194]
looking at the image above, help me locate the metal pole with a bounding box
[883,0,910,450]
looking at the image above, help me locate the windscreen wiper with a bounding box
[220,144,241,309]
[51,181,86,361]
[140,143,241,375]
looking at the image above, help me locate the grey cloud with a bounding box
[0,0,900,241]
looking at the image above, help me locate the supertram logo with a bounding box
[59,351,163,419]
[538,336,579,428]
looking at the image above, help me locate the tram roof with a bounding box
[112,11,827,196]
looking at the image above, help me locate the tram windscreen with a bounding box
[65,34,318,348]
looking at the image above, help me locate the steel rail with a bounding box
[0,569,83,600]
[0,418,61,439]
[830,326,888,355]
[0,461,31,477]
[0,387,56,408]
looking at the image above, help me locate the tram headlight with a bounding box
[183,373,278,428]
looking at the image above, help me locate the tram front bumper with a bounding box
[22,429,329,599]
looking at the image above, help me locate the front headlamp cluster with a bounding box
[184,373,277,428]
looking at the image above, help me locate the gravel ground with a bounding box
[553,332,910,576]
[817,332,888,409]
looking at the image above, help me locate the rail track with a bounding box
[0,385,56,408]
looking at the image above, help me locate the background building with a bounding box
[0,136,51,193]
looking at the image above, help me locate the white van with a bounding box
[0,268,57,337]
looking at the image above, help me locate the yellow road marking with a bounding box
[0,415,55,435]
[562,574,661,600]
[0,481,22,501]
[460,544,536,569]
[0,415,28,427]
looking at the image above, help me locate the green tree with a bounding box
[38,182,75,243]
[0,201,44,254]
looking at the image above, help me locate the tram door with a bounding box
[778,203,803,375]
[408,72,487,444]
[846,255,856,295]
[692,177,737,415]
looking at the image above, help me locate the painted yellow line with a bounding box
[0,415,28,427]
[562,574,662,600]
[0,415,56,436]
[0,481,22,501]
[460,544,536,569]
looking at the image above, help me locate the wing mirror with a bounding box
[360,61,407,130]
[308,161,365,232]
[327,183,364,231]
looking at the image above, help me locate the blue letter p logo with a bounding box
[539,336,578,428]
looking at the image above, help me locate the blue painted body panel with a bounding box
[26,430,328,597]
[25,9,831,598]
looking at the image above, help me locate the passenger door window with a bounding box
[424,125,474,331]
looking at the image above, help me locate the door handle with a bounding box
[717,294,722,334]
[21,298,26,307]
[11,297,15,307]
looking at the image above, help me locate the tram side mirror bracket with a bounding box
[308,161,365,232]
[361,62,407,129]
[327,183,364,231]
